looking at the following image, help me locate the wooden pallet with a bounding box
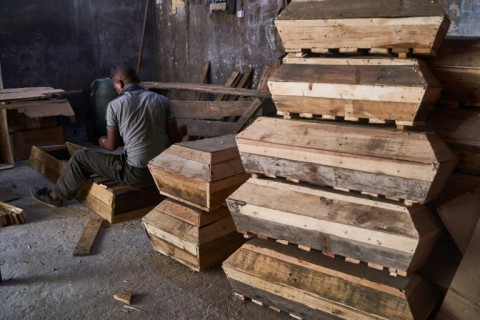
[148,134,249,212]
[270,57,441,126]
[236,117,457,204]
[142,199,244,271]
[275,0,449,56]
[227,177,441,275]
[223,239,440,320]
[0,201,25,227]
[28,143,162,223]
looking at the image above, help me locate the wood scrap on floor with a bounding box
[0,201,26,227]
[114,291,133,305]
[73,218,104,256]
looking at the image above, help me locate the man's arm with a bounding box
[98,128,120,151]
[167,120,186,144]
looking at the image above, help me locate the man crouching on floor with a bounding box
[31,65,185,207]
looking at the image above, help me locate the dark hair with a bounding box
[112,65,140,84]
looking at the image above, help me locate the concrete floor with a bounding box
[0,160,290,320]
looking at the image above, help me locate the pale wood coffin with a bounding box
[223,239,440,320]
[275,0,450,55]
[142,199,244,271]
[227,178,442,274]
[236,117,457,203]
[427,37,480,107]
[148,135,249,211]
[29,143,161,223]
[428,107,480,175]
[269,57,442,125]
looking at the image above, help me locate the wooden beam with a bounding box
[143,82,271,98]
[215,71,241,101]
[195,61,210,101]
[73,218,104,256]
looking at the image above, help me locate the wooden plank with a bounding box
[0,64,14,170]
[223,239,440,320]
[176,119,235,138]
[215,71,241,101]
[230,99,263,134]
[0,201,25,227]
[194,61,210,101]
[0,88,64,101]
[269,58,441,123]
[437,187,480,254]
[428,107,480,175]
[275,0,449,55]
[143,82,271,99]
[236,117,457,203]
[436,219,480,320]
[427,37,480,106]
[72,218,104,256]
[170,100,251,120]
[227,178,441,273]
[228,67,253,101]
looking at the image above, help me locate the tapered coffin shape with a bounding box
[142,199,244,271]
[427,37,480,107]
[227,178,442,274]
[275,0,449,55]
[236,117,457,203]
[223,239,440,320]
[269,57,442,125]
[428,107,480,175]
[148,135,249,211]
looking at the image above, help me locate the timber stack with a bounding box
[143,135,248,271]
[222,0,460,319]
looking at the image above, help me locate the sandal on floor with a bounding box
[30,187,64,208]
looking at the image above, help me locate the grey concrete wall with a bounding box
[0,0,156,90]
[439,0,480,36]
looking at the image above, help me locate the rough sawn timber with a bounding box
[223,239,440,320]
[270,56,441,125]
[236,117,457,203]
[227,178,442,274]
[275,0,450,55]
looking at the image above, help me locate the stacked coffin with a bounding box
[143,135,248,271]
[223,1,457,319]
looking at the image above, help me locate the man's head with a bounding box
[111,65,140,94]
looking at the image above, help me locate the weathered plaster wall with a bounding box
[152,0,286,86]
[439,0,480,36]
[0,0,156,89]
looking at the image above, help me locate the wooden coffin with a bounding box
[148,135,249,212]
[437,187,480,255]
[29,143,162,223]
[428,107,480,175]
[275,0,449,55]
[227,178,442,275]
[270,57,442,126]
[427,37,480,107]
[436,219,480,320]
[142,199,244,271]
[223,239,440,320]
[236,117,457,203]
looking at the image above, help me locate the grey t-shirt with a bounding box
[106,87,174,168]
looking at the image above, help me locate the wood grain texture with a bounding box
[143,82,271,98]
[427,37,480,106]
[236,117,457,203]
[227,178,441,273]
[269,58,441,122]
[275,0,449,54]
[73,218,103,256]
[223,239,440,320]
[428,107,480,175]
